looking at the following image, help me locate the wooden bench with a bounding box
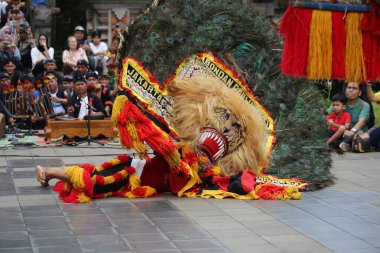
[44,119,118,144]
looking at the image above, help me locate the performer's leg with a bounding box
[35,165,69,187]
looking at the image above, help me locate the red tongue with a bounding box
[197,128,228,164]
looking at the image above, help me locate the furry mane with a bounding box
[168,78,269,176]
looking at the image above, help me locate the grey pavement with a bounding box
[0,144,379,253]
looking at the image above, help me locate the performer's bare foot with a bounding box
[35,165,49,187]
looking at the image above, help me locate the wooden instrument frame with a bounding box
[44,119,118,144]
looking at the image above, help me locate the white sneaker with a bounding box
[339,142,351,152]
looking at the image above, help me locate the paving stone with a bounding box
[0,249,33,253]
[81,242,131,252]
[127,241,178,252]
[35,245,83,253]
[122,233,169,243]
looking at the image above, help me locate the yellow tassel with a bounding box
[112,95,129,123]
[65,166,86,190]
[77,192,92,203]
[345,13,366,82]
[307,10,332,79]
[129,174,141,190]
[212,166,221,176]
[126,121,148,157]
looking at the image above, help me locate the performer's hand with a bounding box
[327,119,333,126]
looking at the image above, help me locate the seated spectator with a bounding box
[45,71,67,115]
[0,72,16,125]
[0,25,11,39]
[71,59,89,81]
[85,69,99,91]
[326,93,351,148]
[99,74,117,117]
[62,74,74,99]
[62,36,88,74]
[366,82,380,151]
[31,34,54,77]
[4,0,28,25]
[0,33,21,63]
[67,75,105,120]
[329,82,370,152]
[6,8,29,41]
[89,31,108,75]
[35,58,62,87]
[72,25,95,71]
[1,58,23,84]
[17,24,34,74]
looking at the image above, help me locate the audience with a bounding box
[0,71,15,125]
[0,33,20,63]
[62,74,74,99]
[72,26,94,70]
[89,30,108,75]
[68,75,105,120]
[31,34,54,77]
[366,82,380,151]
[2,58,23,84]
[326,93,351,148]
[328,82,370,152]
[16,24,34,73]
[62,35,88,74]
[45,71,67,115]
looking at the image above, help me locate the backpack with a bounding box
[352,132,372,153]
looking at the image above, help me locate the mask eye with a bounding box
[232,122,241,129]
[223,109,229,120]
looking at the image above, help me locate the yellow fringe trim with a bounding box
[177,162,202,197]
[129,174,141,190]
[200,190,258,200]
[127,121,148,158]
[77,192,92,203]
[65,166,86,190]
[111,95,129,124]
[307,10,332,79]
[345,13,366,82]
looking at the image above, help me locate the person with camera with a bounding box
[0,35,21,65]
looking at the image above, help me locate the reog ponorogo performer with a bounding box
[35,52,307,203]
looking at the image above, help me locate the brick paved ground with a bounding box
[0,145,379,253]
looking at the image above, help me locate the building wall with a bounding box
[85,0,152,45]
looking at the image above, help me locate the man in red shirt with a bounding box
[326,93,351,147]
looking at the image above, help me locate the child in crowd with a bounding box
[326,93,351,147]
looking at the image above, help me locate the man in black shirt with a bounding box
[67,76,105,119]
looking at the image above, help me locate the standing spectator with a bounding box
[0,34,21,63]
[62,36,88,74]
[89,31,108,75]
[31,34,54,77]
[16,24,34,74]
[72,26,95,70]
